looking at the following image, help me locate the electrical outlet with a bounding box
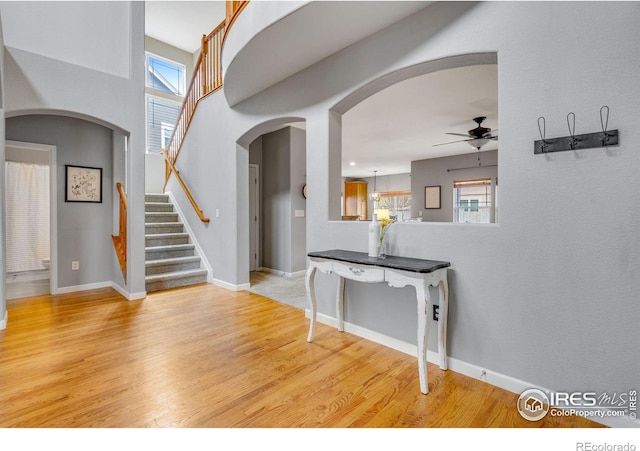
[433,304,439,321]
[72,261,79,270]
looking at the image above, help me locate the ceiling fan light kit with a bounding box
[534,106,618,154]
[433,116,498,150]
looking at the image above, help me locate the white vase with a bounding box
[368,214,381,257]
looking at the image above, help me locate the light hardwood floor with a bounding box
[0,283,602,428]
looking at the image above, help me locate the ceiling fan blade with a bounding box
[432,138,473,147]
[446,132,473,138]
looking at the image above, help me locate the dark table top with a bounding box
[308,249,450,274]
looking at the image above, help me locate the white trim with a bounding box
[260,267,306,278]
[0,310,7,330]
[110,282,146,301]
[53,281,147,300]
[166,191,213,283]
[213,278,250,292]
[53,281,112,295]
[5,140,58,295]
[306,310,639,428]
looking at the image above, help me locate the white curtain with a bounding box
[4,162,50,273]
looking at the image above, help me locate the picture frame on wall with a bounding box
[65,165,103,203]
[425,185,441,209]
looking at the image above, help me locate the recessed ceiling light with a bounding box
[349,161,356,166]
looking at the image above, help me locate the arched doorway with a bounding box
[237,117,307,309]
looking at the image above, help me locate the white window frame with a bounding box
[145,51,186,97]
[161,122,174,150]
[453,178,497,224]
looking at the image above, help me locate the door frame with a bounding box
[5,140,58,295]
[249,163,260,272]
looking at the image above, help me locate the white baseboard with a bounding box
[213,278,250,292]
[166,191,214,284]
[0,310,7,330]
[50,281,146,300]
[261,267,306,278]
[307,310,639,428]
[53,281,112,295]
[110,282,146,301]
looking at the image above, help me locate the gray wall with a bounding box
[289,127,307,272]
[1,1,146,297]
[411,150,498,222]
[261,126,307,274]
[165,1,640,405]
[145,152,165,194]
[6,115,115,289]
[111,131,127,286]
[262,127,291,272]
[0,12,5,325]
[6,145,50,164]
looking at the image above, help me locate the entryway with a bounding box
[4,141,57,299]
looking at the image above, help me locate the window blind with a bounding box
[453,178,492,189]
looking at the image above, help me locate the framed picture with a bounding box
[65,165,102,203]
[425,185,441,209]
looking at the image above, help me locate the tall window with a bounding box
[145,95,181,154]
[453,178,497,223]
[145,52,186,154]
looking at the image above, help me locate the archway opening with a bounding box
[237,118,308,310]
[329,53,499,224]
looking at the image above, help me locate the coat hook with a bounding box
[600,105,610,146]
[537,116,547,152]
[567,112,576,149]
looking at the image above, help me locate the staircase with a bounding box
[145,194,208,292]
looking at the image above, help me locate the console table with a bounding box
[305,249,451,394]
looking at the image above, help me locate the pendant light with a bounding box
[370,170,380,202]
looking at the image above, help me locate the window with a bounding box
[145,53,185,96]
[145,95,181,154]
[375,191,412,222]
[161,122,174,149]
[144,52,186,153]
[453,178,497,223]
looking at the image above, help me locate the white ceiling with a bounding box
[342,64,498,178]
[145,1,226,54]
[144,2,498,178]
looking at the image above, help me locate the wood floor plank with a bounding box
[0,284,604,428]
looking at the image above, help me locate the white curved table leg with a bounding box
[306,265,318,342]
[416,279,430,394]
[336,276,345,332]
[438,276,449,370]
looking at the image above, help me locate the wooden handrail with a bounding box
[112,182,127,282]
[163,151,210,223]
[224,1,249,45]
[163,1,249,195]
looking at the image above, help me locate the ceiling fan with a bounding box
[433,116,498,149]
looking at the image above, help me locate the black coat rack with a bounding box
[534,106,618,154]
